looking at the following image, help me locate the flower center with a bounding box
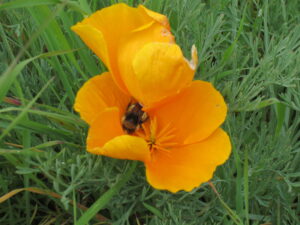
[136,117,178,154]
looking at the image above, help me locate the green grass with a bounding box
[1,0,300,224]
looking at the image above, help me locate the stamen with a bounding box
[152,145,172,158]
[159,141,178,148]
[157,134,176,145]
[156,122,176,140]
[141,123,151,138]
[149,117,157,137]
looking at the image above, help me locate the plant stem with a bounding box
[76,161,138,225]
[209,181,243,225]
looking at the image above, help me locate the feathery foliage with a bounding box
[1,0,300,224]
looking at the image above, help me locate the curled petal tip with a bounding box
[192,44,198,66]
[185,45,198,70]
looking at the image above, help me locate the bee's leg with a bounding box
[134,124,141,133]
[140,112,149,123]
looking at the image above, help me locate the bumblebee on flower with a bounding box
[72,3,231,193]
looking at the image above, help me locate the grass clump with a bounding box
[1,0,300,224]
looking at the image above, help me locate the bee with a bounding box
[122,102,148,134]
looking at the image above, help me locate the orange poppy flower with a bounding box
[72,4,231,192]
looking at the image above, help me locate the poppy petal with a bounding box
[71,3,172,94]
[74,72,130,125]
[129,42,195,107]
[99,135,151,162]
[71,24,110,69]
[138,5,171,29]
[87,107,151,162]
[145,128,231,193]
[150,80,227,144]
[87,107,124,152]
[87,107,151,161]
[118,25,174,102]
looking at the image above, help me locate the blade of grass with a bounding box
[244,148,249,225]
[142,202,163,219]
[0,107,86,127]
[0,0,60,10]
[0,77,54,141]
[77,0,91,14]
[275,103,286,138]
[263,0,270,53]
[220,2,247,65]
[0,141,67,155]
[145,0,164,12]
[28,5,90,102]
[0,187,108,222]
[0,48,78,103]
[76,161,138,225]
[0,115,74,140]
[0,2,66,95]
[0,24,14,60]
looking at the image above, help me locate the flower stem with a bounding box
[76,161,138,225]
[208,181,243,225]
